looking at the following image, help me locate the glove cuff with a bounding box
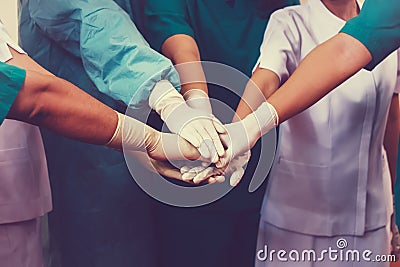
[149,80,185,120]
[183,89,213,114]
[105,111,123,150]
[252,101,279,136]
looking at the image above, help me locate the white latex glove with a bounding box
[180,151,250,186]
[106,112,200,161]
[217,101,279,168]
[183,89,213,114]
[149,81,226,162]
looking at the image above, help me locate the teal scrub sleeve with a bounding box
[0,62,26,125]
[27,0,180,109]
[340,0,400,70]
[145,0,195,51]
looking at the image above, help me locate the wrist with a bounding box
[183,89,212,113]
[149,80,185,120]
[143,126,162,154]
[244,101,279,141]
[105,111,123,150]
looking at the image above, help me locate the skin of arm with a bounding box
[384,94,400,189]
[6,50,118,145]
[5,47,201,161]
[234,68,280,121]
[162,34,208,96]
[268,33,372,123]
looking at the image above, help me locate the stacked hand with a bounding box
[178,101,279,186]
[146,82,279,187]
[149,81,226,163]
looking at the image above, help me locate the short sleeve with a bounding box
[254,10,299,84]
[0,62,26,125]
[340,0,400,71]
[145,0,194,51]
[0,21,26,62]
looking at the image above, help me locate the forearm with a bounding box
[8,71,116,145]
[384,95,400,188]
[268,33,372,123]
[234,68,279,121]
[162,34,208,96]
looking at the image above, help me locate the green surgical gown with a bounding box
[341,0,400,70]
[0,62,25,124]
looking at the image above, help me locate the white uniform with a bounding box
[255,0,399,266]
[0,21,51,267]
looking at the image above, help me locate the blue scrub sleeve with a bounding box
[0,62,26,125]
[340,0,400,70]
[27,0,180,109]
[145,0,195,51]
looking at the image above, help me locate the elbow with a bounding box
[26,75,55,123]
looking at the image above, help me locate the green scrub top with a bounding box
[145,0,299,212]
[341,0,400,70]
[0,62,25,124]
[145,0,300,77]
[26,0,180,110]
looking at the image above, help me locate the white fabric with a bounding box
[0,20,25,62]
[258,0,398,237]
[0,21,51,224]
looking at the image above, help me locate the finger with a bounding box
[182,128,211,160]
[176,136,202,161]
[219,132,230,149]
[193,167,218,184]
[199,140,215,162]
[230,168,245,187]
[207,177,217,184]
[216,153,231,168]
[180,128,202,150]
[182,172,197,182]
[180,166,191,174]
[205,122,226,158]
[162,167,184,181]
[212,119,227,134]
[215,176,225,183]
[201,161,210,167]
[181,165,207,181]
[196,126,218,162]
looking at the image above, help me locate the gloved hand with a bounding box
[149,81,226,163]
[180,151,250,186]
[106,112,200,161]
[124,150,216,184]
[217,101,279,168]
[183,89,213,114]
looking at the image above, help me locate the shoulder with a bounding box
[266,4,310,43]
[269,3,309,23]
